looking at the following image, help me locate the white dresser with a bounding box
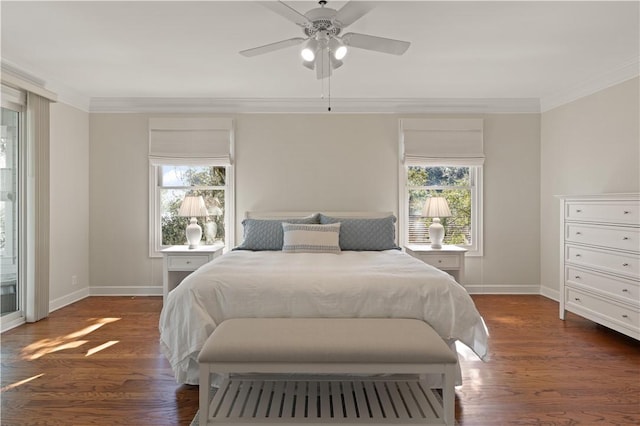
[559,193,640,340]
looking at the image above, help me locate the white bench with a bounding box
[198,318,458,425]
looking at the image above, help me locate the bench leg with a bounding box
[443,364,456,426]
[199,365,211,426]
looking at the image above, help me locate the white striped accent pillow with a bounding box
[282,223,341,254]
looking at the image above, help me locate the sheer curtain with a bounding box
[25,92,51,322]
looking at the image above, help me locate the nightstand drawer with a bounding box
[167,255,210,271]
[419,254,461,269]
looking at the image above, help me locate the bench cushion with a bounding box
[198,318,457,365]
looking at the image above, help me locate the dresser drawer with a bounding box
[418,254,460,269]
[566,266,640,305]
[566,287,639,330]
[167,255,210,271]
[566,223,640,253]
[566,244,639,278]
[566,201,639,225]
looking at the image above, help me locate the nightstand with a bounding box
[161,243,224,303]
[405,244,467,284]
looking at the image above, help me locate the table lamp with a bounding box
[423,197,452,249]
[178,195,208,249]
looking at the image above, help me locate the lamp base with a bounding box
[185,217,202,249]
[429,218,445,249]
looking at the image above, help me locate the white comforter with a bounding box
[159,250,489,385]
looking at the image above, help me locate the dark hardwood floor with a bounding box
[1,295,639,425]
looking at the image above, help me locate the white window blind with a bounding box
[148,117,233,165]
[401,118,484,165]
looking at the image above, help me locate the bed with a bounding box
[159,212,489,385]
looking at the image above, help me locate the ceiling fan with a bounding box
[240,1,411,80]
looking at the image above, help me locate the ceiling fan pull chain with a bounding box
[328,48,332,112]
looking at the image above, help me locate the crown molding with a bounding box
[540,55,640,112]
[89,97,540,114]
[1,59,90,111]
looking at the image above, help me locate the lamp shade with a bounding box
[178,195,208,218]
[422,197,452,218]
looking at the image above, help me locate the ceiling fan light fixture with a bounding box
[328,37,348,60]
[301,38,318,62]
[334,45,348,60]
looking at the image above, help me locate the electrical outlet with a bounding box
[72,275,78,286]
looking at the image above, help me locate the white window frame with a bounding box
[149,161,234,257]
[399,163,483,256]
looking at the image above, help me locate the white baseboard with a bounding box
[89,286,162,296]
[539,286,560,302]
[49,287,91,313]
[464,284,541,295]
[0,315,25,333]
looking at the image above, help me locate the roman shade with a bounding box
[401,118,484,165]
[148,117,233,165]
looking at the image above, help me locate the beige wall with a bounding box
[89,114,164,293]
[88,112,541,294]
[468,114,540,292]
[49,102,90,309]
[540,77,640,299]
[235,114,399,223]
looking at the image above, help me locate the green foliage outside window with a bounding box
[160,166,226,246]
[408,166,472,245]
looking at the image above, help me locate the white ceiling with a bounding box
[2,1,639,112]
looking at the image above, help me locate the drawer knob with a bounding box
[622,263,629,267]
[623,237,629,241]
[438,260,442,263]
[622,288,629,293]
[623,210,631,214]
[574,297,581,302]
[574,275,581,280]
[622,314,629,318]
[575,254,581,257]
[186,261,191,264]
[575,232,582,235]
[576,209,582,213]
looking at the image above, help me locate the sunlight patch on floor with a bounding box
[0,373,44,392]
[20,317,121,360]
[86,340,119,357]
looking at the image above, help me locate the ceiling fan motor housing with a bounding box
[303,7,342,38]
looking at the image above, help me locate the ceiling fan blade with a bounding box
[259,1,312,28]
[239,37,306,57]
[335,1,376,27]
[342,32,410,55]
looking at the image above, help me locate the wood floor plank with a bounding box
[1,295,639,425]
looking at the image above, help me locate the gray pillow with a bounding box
[235,214,320,251]
[319,214,400,251]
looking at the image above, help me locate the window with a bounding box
[399,118,484,256]
[157,165,227,246]
[150,162,233,256]
[148,117,234,256]
[1,105,21,318]
[405,165,483,254]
